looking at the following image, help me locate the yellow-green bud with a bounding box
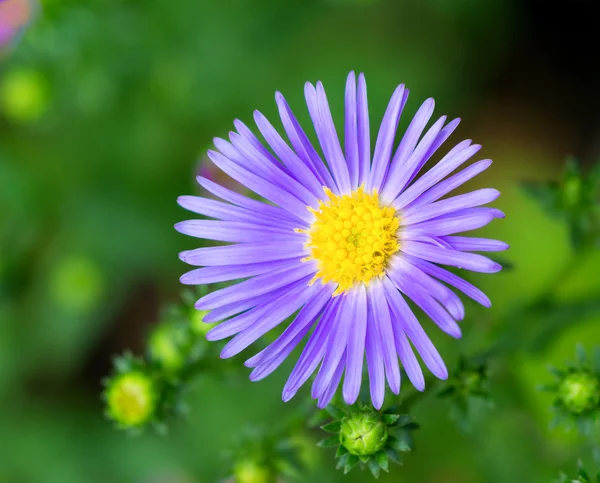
[232,459,275,483]
[558,372,600,415]
[339,411,388,457]
[105,371,157,428]
[50,256,103,313]
[0,68,49,122]
[148,322,188,372]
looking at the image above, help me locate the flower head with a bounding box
[177,72,507,408]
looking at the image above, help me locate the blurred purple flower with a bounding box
[0,0,36,49]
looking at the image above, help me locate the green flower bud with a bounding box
[558,372,600,415]
[148,322,189,373]
[339,410,388,457]
[50,255,104,313]
[0,68,49,123]
[232,459,275,483]
[105,370,157,428]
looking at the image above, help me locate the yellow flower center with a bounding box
[300,186,400,296]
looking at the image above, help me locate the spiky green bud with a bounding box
[318,405,418,478]
[339,410,388,457]
[558,372,600,415]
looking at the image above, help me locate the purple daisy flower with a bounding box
[176,72,508,409]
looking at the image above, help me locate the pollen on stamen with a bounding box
[299,186,400,296]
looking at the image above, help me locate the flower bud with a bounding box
[105,370,157,428]
[232,460,275,483]
[558,372,600,415]
[148,321,190,373]
[318,405,417,477]
[0,68,49,123]
[339,410,388,457]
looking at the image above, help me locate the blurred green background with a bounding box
[1,0,599,481]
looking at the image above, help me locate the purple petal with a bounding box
[403,117,461,187]
[175,219,301,243]
[366,295,385,409]
[253,110,325,199]
[196,175,296,225]
[317,355,345,408]
[228,133,318,208]
[275,91,336,189]
[357,73,371,186]
[401,240,503,273]
[367,84,408,193]
[179,241,308,267]
[400,208,497,238]
[177,195,299,230]
[368,279,401,394]
[404,159,493,210]
[207,150,313,224]
[405,256,491,308]
[195,262,315,310]
[204,284,294,323]
[381,98,434,195]
[344,72,359,190]
[442,236,510,252]
[342,285,367,404]
[305,82,351,194]
[392,323,425,391]
[220,282,318,358]
[246,283,335,369]
[392,141,481,210]
[399,281,462,339]
[387,256,464,320]
[282,298,341,401]
[180,258,303,285]
[382,114,455,202]
[311,291,355,399]
[402,188,500,226]
[383,277,448,379]
[206,276,311,341]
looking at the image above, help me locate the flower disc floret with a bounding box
[302,186,399,295]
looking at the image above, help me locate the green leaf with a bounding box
[388,436,411,452]
[335,445,348,458]
[375,450,389,472]
[317,435,339,448]
[324,404,345,420]
[336,453,349,470]
[343,454,359,474]
[382,414,400,425]
[386,448,401,464]
[367,458,381,478]
[321,421,341,433]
